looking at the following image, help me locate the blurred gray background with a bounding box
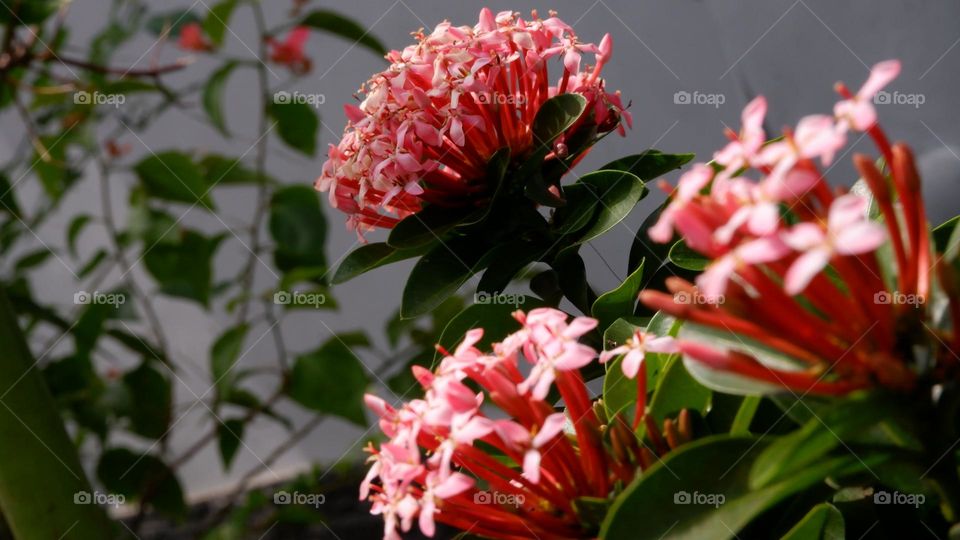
[4,0,959,502]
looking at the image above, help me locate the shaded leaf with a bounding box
[300,9,388,56]
[134,152,213,209]
[202,61,238,137]
[268,102,318,156]
[288,338,369,425]
[97,448,185,518]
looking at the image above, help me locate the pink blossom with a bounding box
[599,330,678,378]
[494,413,567,483]
[714,96,768,175]
[697,236,792,298]
[649,164,715,246]
[782,194,886,294]
[268,26,312,74]
[835,60,901,132]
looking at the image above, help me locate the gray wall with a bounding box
[4,0,959,500]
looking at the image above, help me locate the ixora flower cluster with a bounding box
[643,60,960,395]
[361,308,683,540]
[316,8,629,235]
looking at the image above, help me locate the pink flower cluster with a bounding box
[362,308,678,539]
[642,60,939,394]
[316,8,629,236]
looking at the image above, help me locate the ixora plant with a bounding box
[319,8,960,540]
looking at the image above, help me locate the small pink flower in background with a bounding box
[316,8,628,236]
[178,22,211,52]
[600,330,677,379]
[268,26,311,74]
[834,59,901,132]
[361,308,687,539]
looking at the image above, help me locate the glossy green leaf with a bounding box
[648,354,711,424]
[476,238,546,295]
[592,260,644,330]
[401,238,492,318]
[561,169,647,247]
[202,61,237,137]
[669,240,709,271]
[387,205,464,249]
[300,9,388,56]
[781,503,845,540]
[531,93,587,150]
[288,337,369,426]
[268,101,318,156]
[600,435,882,540]
[134,151,214,209]
[332,242,428,284]
[600,150,694,182]
[730,395,762,435]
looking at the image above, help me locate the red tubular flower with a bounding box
[361,308,686,539]
[178,22,211,52]
[641,60,960,396]
[315,8,629,237]
[268,26,312,74]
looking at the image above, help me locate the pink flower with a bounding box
[517,309,598,399]
[178,23,211,52]
[600,330,678,378]
[714,96,767,175]
[316,9,628,236]
[835,60,901,132]
[494,413,567,483]
[268,26,311,74]
[782,194,886,294]
[649,164,714,247]
[697,236,792,298]
[418,472,473,537]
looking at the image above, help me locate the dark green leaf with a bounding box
[591,259,644,330]
[122,363,172,439]
[202,61,237,137]
[558,169,647,248]
[531,94,587,152]
[146,9,201,37]
[14,248,52,273]
[300,9,388,56]
[200,154,262,185]
[401,238,492,318]
[97,448,185,518]
[288,338,369,425]
[211,325,248,391]
[144,230,222,305]
[67,215,92,257]
[600,150,694,182]
[730,395,762,435]
[217,419,244,471]
[332,242,427,284]
[268,102,318,156]
[134,152,214,209]
[203,0,237,46]
[269,185,327,273]
[0,173,21,217]
[648,354,710,425]
[781,503,845,540]
[388,205,465,249]
[669,240,709,271]
[476,239,547,295]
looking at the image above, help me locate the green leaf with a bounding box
[269,185,327,273]
[97,448,186,518]
[332,242,427,284]
[300,9,388,57]
[435,296,545,362]
[122,363,172,440]
[202,61,237,137]
[592,260,644,330]
[401,238,492,318]
[217,419,244,471]
[531,94,587,152]
[750,395,890,489]
[211,325,248,391]
[730,395,762,435]
[144,230,223,306]
[0,173,21,217]
[134,151,214,209]
[781,503,845,540]
[648,355,711,425]
[67,215,92,257]
[203,0,237,46]
[558,169,647,247]
[600,150,694,182]
[476,238,547,295]
[14,248,52,273]
[934,214,960,260]
[288,338,369,425]
[387,205,464,249]
[146,9,201,37]
[200,154,263,185]
[268,101,318,156]
[600,435,882,540]
[669,240,709,271]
